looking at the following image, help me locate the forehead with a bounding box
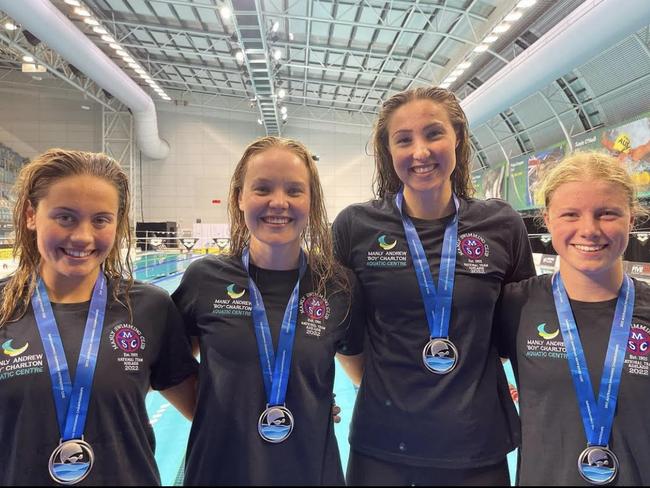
[549,179,630,207]
[40,174,119,208]
[245,147,310,180]
[388,99,452,131]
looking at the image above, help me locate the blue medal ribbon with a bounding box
[395,189,460,339]
[242,248,306,406]
[32,273,108,441]
[551,272,634,447]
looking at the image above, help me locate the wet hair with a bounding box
[540,151,647,223]
[372,86,474,199]
[0,148,133,327]
[228,136,349,296]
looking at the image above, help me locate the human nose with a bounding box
[269,190,289,209]
[579,215,601,238]
[412,138,430,161]
[70,220,94,244]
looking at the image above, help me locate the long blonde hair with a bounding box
[0,148,134,327]
[373,86,474,199]
[228,136,348,297]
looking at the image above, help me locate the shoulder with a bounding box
[633,278,650,307]
[183,253,243,280]
[503,274,551,302]
[463,197,524,221]
[334,197,393,224]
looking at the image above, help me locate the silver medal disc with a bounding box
[578,445,619,485]
[422,338,458,374]
[48,439,94,485]
[258,405,294,443]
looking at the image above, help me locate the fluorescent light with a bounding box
[101,35,115,43]
[235,51,244,63]
[280,106,287,114]
[517,0,537,8]
[493,22,511,33]
[473,44,489,53]
[271,21,279,33]
[219,6,231,20]
[93,26,107,34]
[445,76,457,83]
[4,22,17,31]
[451,69,464,77]
[439,82,451,89]
[273,49,282,61]
[281,113,287,120]
[505,11,523,22]
[289,32,294,41]
[109,43,120,50]
[484,34,499,43]
[73,7,90,16]
[22,55,34,62]
[81,105,91,110]
[64,0,81,6]
[277,88,286,99]
[257,118,263,125]
[84,18,99,26]
[458,61,472,69]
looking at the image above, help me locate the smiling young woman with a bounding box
[0,148,197,486]
[497,151,650,486]
[332,87,536,485]
[173,136,364,485]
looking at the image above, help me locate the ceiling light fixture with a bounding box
[4,22,17,31]
[73,7,90,17]
[493,22,511,33]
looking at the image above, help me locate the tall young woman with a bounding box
[0,148,197,485]
[332,87,535,485]
[173,136,364,485]
[498,151,650,485]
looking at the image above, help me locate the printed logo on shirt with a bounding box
[457,233,490,274]
[299,293,331,338]
[212,284,252,317]
[625,323,650,377]
[109,324,146,372]
[0,338,44,381]
[525,322,567,360]
[366,233,407,268]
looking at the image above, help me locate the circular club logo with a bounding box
[110,324,145,353]
[458,233,489,259]
[628,325,650,357]
[300,293,331,321]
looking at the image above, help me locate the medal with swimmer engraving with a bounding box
[578,445,619,485]
[48,439,95,485]
[258,405,295,443]
[422,337,458,374]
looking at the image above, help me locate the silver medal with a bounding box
[578,445,619,485]
[48,439,94,485]
[422,338,458,374]
[258,405,294,443]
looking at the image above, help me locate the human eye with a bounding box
[93,215,114,227]
[287,186,305,197]
[253,185,270,195]
[55,214,75,226]
[599,209,623,220]
[559,211,578,220]
[426,128,443,139]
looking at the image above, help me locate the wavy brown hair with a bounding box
[372,86,474,199]
[0,148,134,327]
[228,136,348,297]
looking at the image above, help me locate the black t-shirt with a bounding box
[498,274,650,486]
[172,254,365,485]
[0,279,198,486]
[332,196,536,468]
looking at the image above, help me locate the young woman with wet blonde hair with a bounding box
[0,148,197,485]
[333,87,535,485]
[498,151,650,485]
[173,136,364,485]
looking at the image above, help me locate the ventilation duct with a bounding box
[0,0,170,159]
[462,0,650,128]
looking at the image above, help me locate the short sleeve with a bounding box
[171,260,202,336]
[150,297,198,391]
[332,208,353,267]
[336,271,366,356]
[506,210,536,284]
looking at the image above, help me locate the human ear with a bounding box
[26,202,37,231]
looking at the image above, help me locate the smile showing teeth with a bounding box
[262,216,291,225]
[411,164,435,174]
[573,244,606,252]
[63,249,93,258]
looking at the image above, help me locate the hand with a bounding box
[332,394,341,423]
[509,383,519,403]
